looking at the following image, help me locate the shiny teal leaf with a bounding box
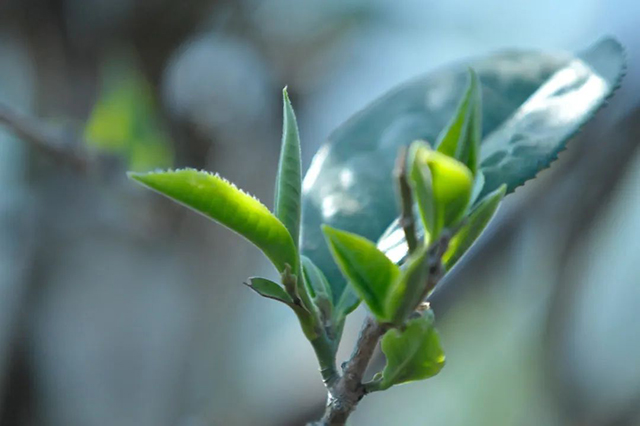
[302,38,625,304]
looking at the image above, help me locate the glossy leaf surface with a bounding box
[301,38,624,302]
[130,169,298,273]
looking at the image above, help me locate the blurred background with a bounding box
[1,0,639,425]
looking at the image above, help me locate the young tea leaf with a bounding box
[301,255,333,319]
[322,225,399,321]
[443,184,506,270]
[246,277,293,304]
[378,314,445,390]
[274,88,302,247]
[412,148,473,237]
[386,245,430,324]
[408,141,435,242]
[129,169,298,273]
[436,68,482,176]
[301,38,624,305]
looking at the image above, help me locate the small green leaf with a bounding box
[274,88,302,248]
[443,184,506,270]
[322,225,399,321]
[378,314,445,390]
[246,277,293,304]
[436,69,481,176]
[335,287,361,319]
[129,169,298,273]
[301,255,333,319]
[411,147,473,237]
[386,245,430,324]
[408,141,435,242]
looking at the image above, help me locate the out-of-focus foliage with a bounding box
[84,52,173,171]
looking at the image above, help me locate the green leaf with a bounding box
[85,50,173,171]
[443,184,506,270]
[129,168,298,273]
[436,68,481,176]
[274,88,303,248]
[322,225,399,321]
[302,38,624,302]
[408,141,435,242]
[246,277,293,304]
[301,255,333,318]
[427,151,473,230]
[386,245,430,324]
[378,314,445,390]
[410,144,473,237]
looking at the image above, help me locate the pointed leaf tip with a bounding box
[130,168,297,273]
[274,87,303,249]
[435,67,481,176]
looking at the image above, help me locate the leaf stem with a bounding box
[310,233,452,425]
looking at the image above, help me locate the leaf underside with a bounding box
[301,38,625,304]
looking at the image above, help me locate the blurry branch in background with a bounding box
[0,103,94,172]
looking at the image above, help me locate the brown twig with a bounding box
[311,235,450,425]
[0,103,91,172]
